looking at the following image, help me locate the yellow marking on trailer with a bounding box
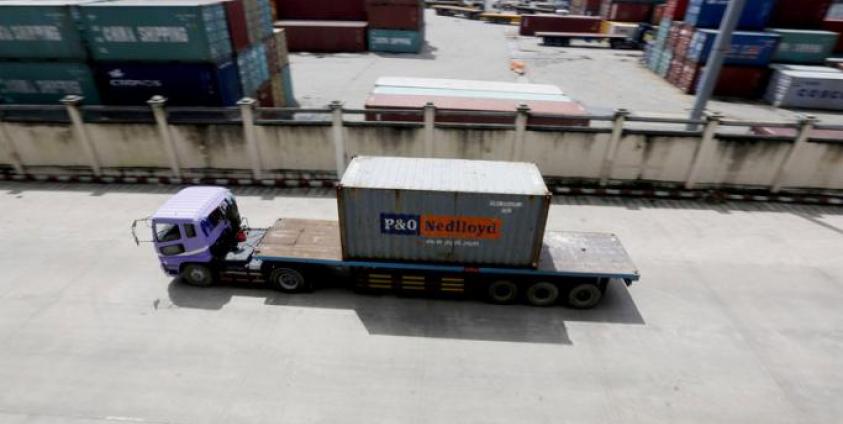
[403,275,425,281]
[369,274,391,279]
[441,288,464,293]
[442,277,464,282]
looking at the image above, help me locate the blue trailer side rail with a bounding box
[248,219,639,283]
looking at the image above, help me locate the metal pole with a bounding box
[688,0,747,129]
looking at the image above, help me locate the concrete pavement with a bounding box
[0,182,842,423]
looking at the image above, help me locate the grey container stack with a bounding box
[337,157,552,268]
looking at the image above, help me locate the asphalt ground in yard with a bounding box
[290,10,843,126]
[1,182,841,423]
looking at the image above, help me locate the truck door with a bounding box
[154,221,187,257]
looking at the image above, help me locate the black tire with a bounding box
[487,280,519,304]
[526,282,560,307]
[268,267,307,293]
[568,283,602,309]
[181,263,214,287]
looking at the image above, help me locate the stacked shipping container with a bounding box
[0,0,100,104]
[0,0,294,106]
[273,0,426,53]
[365,77,590,126]
[367,0,425,54]
[519,15,602,36]
[642,0,842,108]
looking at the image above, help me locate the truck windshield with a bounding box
[155,223,181,242]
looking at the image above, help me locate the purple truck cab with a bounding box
[145,187,242,280]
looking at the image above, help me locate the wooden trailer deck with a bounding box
[253,218,342,262]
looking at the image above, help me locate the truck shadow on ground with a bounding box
[166,278,643,345]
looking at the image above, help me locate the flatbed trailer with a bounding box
[479,12,522,25]
[217,218,640,308]
[433,5,483,19]
[536,31,639,49]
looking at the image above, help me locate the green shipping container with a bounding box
[770,29,839,64]
[0,0,96,60]
[0,61,100,104]
[368,29,423,54]
[79,0,232,62]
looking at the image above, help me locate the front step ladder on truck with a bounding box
[133,156,640,308]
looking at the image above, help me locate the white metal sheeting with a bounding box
[340,156,549,195]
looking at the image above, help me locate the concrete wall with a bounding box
[1,108,842,193]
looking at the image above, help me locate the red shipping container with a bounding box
[367,0,423,30]
[607,2,653,23]
[224,0,250,52]
[257,82,274,107]
[823,19,843,53]
[365,94,590,126]
[651,4,665,25]
[519,15,602,36]
[752,126,843,140]
[277,21,368,52]
[769,0,833,29]
[664,0,689,21]
[667,57,685,86]
[676,60,701,94]
[678,61,769,98]
[673,24,693,58]
[275,0,367,21]
[710,66,770,98]
[265,36,280,74]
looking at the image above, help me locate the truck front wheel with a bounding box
[268,268,307,293]
[181,264,214,287]
[526,282,559,307]
[568,284,602,309]
[487,280,518,304]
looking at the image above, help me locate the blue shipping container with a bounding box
[684,0,778,30]
[687,30,780,66]
[369,29,423,54]
[96,60,242,106]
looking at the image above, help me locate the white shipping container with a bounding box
[337,157,552,268]
[375,77,564,96]
[765,70,843,110]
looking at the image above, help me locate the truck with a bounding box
[133,157,640,309]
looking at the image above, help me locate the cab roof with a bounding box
[152,186,230,221]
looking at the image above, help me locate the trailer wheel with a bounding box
[268,268,307,293]
[487,280,518,304]
[568,284,602,309]
[181,264,214,287]
[526,282,559,307]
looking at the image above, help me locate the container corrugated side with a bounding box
[684,0,776,30]
[769,0,833,29]
[276,20,368,52]
[80,0,233,62]
[95,60,242,106]
[368,29,422,54]
[687,30,780,66]
[519,15,602,36]
[375,77,564,95]
[770,29,838,64]
[765,70,843,110]
[337,157,551,268]
[0,1,93,60]
[0,61,99,104]
[275,0,367,21]
[823,19,843,53]
[366,0,424,30]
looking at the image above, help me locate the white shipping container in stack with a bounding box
[765,69,843,110]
